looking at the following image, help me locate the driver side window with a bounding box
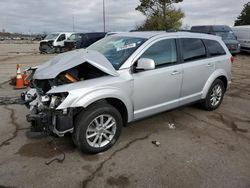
[57,34,66,42]
[140,39,177,67]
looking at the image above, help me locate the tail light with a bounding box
[230,56,235,63]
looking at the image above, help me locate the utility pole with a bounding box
[72,16,75,32]
[103,0,106,32]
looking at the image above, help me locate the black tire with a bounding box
[55,47,61,53]
[73,102,122,154]
[202,79,225,111]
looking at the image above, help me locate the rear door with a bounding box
[179,38,215,105]
[132,38,183,119]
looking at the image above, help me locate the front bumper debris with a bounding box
[26,109,74,136]
[26,112,52,132]
[22,88,74,137]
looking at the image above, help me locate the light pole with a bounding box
[103,0,106,32]
[72,16,75,32]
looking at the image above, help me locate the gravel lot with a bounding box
[0,43,250,188]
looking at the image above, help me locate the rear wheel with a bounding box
[73,102,122,154]
[202,79,225,111]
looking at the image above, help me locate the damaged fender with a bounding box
[47,83,134,122]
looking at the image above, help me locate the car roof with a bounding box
[191,25,231,32]
[232,25,250,29]
[114,31,221,40]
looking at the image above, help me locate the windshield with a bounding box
[87,36,147,70]
[214,31,237,40]
[68,34,79,40]
[44,33,59,40]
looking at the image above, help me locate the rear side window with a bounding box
[180,38,206,62]
[140,39,177,67]
[203,39,226,57]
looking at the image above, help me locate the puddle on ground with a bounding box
[16,137,76,158]
[106,174,130,187]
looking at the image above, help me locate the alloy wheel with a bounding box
[85,114,117,148]
[210,84,222,107]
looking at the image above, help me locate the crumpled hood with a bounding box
[33,49,119,79]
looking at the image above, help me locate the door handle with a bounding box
[206,63,213,67]
[171,70,180,75]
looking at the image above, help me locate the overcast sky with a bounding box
[0,0,248,34]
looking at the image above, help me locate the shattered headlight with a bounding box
[46,92,68,109]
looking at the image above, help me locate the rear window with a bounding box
[180,38,207,62]
[203,39,226,57]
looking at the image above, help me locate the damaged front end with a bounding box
[39,40,55,54]
[22,49,118,137]
[22,80,74,136]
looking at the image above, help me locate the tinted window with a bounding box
[140,39,177,67]
[68,34,80,41]
[191,26,211,33]
[203,39,226,57]
[181,38,206,62]
[214,31,237,40]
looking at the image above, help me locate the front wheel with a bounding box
[73,102,122,154]
[202,79,225,111]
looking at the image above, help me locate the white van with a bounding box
[232,26,250,52]
[39,32,74,53]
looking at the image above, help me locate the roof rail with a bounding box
[166,29,191,32]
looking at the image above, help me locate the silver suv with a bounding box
[23,32,232,153]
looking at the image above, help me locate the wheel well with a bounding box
[106,98,128,127]
[217,76,228,90]
[76,98,128,127]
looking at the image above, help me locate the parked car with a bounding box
[191,25,240,54]
[63,32,106,52]
[232,25,250,52]
[105,32,124,36]
[39,32,74,53]
[22,32,232,153]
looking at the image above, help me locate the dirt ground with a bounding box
[0,43,250,188]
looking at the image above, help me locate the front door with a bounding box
[56,34,66,47]
[132,38,183,120]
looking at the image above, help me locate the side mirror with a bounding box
[136,58,155,71]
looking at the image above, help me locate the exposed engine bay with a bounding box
[22,58,113,136]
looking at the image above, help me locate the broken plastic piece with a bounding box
[152,141,160,147]
[168,123,176,129]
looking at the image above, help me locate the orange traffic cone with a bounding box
[15,64,26,89]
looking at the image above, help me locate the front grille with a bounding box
[227,44,237,50]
